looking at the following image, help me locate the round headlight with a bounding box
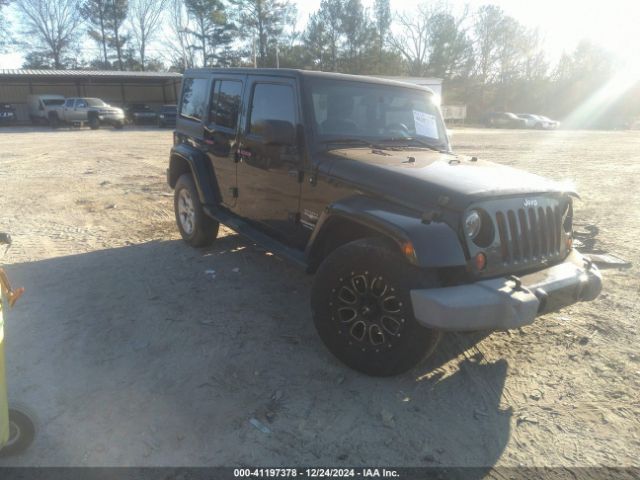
[464,210,481,239]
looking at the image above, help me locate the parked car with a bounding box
[536,115,560,129]
[157,105,177,128]
[0,103,16,125]
[47,97,124,129]
[27,94,66,124]
[483,112,528,128]
[125,103,158,125]
[168,68,602,376]
[517,113,560,130]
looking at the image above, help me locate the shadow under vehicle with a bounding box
[167,68,602,377]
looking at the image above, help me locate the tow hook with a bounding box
[507,275,524,292]
[583,257,594,271]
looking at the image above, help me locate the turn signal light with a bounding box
[402,241,417,263]
[475,252,487,271]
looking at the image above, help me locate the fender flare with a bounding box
[168,144,221,206]
[305,196,467,269]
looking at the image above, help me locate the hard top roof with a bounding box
[183,68,435,93]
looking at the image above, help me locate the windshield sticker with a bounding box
[413,110,438,139]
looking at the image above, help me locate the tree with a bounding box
[389,4,431,76]
[339,0,376,73]
[184,0,233,67]
[472,4,504,85]
[14,0,83,69]
[164,0,197,71]
[315,0,344,71]
[229,0,296,68]
[81,0,110,67]
[373,0,390,61]
[128,0,167,70]
[105,0,129,70]
[0,0,11,51]
[425,10,474,79]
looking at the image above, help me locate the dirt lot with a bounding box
[0,126,638,468]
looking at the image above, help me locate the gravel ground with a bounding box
[0,126,637,468]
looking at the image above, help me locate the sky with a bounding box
[1,0,639,69]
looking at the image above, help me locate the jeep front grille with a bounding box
[495,205,562,264]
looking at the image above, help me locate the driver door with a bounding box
[236,76,304,245]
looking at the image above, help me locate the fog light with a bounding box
[475,252,487,271]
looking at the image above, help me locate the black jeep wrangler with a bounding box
[168,68,602,376]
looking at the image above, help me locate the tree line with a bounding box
[0,0,635,125]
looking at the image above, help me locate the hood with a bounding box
[320,147,576,211]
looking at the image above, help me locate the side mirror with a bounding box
[255,119,296,146]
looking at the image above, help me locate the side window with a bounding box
[210,80,242,129]
[76,99,87,108]
[249,83,295,136]
[180,77,208,121]
[64,99,74,108]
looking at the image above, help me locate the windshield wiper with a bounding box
[319,138,372,146]
[377,137,449,153]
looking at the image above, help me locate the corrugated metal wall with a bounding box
[0,78,181,123]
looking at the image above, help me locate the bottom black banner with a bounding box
[0,467,638,480]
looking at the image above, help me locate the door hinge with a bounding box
[230,187,239,198]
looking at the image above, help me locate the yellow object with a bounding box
[0,296,10,447]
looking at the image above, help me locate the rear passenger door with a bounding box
[236,76,304,244]
[204,75,245,208]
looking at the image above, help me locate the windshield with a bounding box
[85,98,107,107]
[306,78,448,148]
[43,99,64,106]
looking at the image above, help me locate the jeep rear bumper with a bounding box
[410,250,602,331]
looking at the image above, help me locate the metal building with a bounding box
[0,69,182,123]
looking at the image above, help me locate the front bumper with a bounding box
[410,250,602,331]
[98,114,124,123]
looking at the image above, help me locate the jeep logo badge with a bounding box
[524,198,538,207]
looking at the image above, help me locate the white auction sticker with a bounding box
[413,110,438,138]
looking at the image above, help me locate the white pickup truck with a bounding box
[47,97,125,129]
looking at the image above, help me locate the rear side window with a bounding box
[64,99,74,108]
[249,83,295,135]
[180,78,208,121]
[210,80,242,129]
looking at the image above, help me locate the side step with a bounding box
[204,206,308,269]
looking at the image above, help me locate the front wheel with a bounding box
[174,173,220,247]
[0,408,35,457]
[311,237,441,376]
[89,115,100,130]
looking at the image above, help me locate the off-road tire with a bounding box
[311,237,442,376]
[0,408,35,457]
[174,173,219,247]
[113,121,123,130]
[89,115,100,130]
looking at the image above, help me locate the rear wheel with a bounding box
[311,237,441,376]
[174,173,219,247]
